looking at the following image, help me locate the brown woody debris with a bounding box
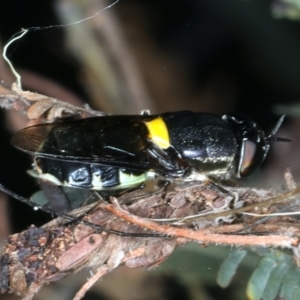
[1,182,300,300]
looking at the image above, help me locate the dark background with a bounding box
[0,1,299,299]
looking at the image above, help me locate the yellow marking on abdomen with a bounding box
[145,117,170,149]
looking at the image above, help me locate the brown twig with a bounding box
[73,247,145,300]
[104,199,300,248]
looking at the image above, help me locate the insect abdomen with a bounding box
[35,158,147,190]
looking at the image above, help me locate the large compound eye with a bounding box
[223,113,274,178]
[238,140,266,177]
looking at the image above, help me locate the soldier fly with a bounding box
[11,111,288,193]
[0,110,288,238]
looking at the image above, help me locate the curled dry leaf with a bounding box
[0,82,108,126]
[0,82,30,114]
[1,181,300,300]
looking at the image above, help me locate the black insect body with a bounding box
[11,111,286,192]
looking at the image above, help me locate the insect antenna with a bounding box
[267,115,291,143]
[0,183,165,238]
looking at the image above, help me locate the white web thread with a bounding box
[2,0,120,90]
[2,29,28,89]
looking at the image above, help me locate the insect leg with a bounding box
[62,192,105,227]
[146,140,190,177]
